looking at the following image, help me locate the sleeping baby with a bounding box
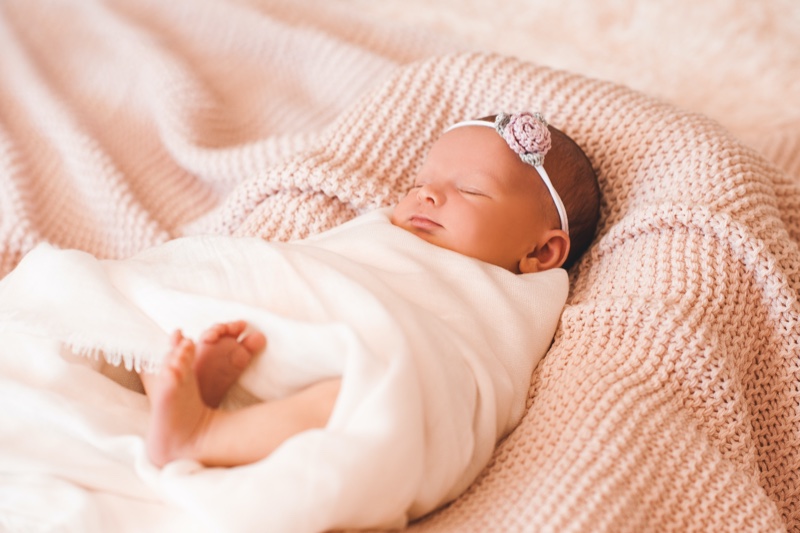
[0,111,599,531]
[144,111,600,467]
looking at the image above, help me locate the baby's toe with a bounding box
[225,320,249,338]
[241,331,267,354]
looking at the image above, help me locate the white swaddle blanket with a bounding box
[0,208,567,532]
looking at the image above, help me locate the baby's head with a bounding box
[391,112,600,273]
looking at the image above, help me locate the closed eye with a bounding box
[459,187,489,197]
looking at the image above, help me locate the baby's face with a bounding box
[391,126,557,273]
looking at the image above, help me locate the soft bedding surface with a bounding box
[0,209,567,531]
[1,1,799,532]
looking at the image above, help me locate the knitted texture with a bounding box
[0,0,454,277]
[1,1,799,531]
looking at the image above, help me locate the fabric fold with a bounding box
[0,209,567,531]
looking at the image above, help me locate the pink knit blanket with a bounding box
[0,1,798,531]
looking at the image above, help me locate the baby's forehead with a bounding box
[424,132,541,190]
[429,126,509,159]
[431,125,529,162]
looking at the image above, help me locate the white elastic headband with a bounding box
[444,113,569,235]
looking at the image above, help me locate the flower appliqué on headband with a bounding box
[495,112,551,167]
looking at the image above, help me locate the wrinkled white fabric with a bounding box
[0,209,567,532]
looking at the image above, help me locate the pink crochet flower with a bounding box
[496,112,551,166]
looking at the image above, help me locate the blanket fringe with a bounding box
[65,342,161,374]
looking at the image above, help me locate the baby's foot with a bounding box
[194,321,267,408]
[146,333,211,467]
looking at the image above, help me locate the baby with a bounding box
[144,111,600,467]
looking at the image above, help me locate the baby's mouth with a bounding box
[409,215,442,230]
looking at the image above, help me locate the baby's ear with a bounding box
[519,230,570,273]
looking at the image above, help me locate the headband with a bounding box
[444,112,569,235]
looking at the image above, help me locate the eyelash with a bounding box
[458,187,485,197]
[410,183,487,197]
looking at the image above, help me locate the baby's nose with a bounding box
[416,183,443,205]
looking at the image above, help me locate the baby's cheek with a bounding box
[451,224,486,255]
[388,203,405,226]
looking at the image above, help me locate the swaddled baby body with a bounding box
[0,112,599,531]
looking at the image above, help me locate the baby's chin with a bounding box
[391,216,440,246]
